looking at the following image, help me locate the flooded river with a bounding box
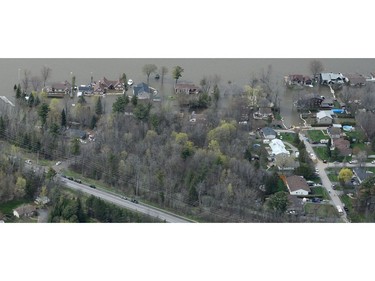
[1,58,374,126]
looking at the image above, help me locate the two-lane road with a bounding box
[61,177,194,223]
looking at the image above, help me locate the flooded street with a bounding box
[1,58,374,127]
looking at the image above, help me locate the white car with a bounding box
[25,159,32,164]
[55,161,62,166]
[371,160,375,164]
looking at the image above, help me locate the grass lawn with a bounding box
[311,186,329,200]
[307,130,327,142]
[279,132,297,144]
[304,203,339,218]
[345,130,364,141]
[327,173,339,182]
[313,146,330,161]
[0,199,30,215]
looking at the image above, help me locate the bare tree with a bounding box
[357,111,375,139]
[309,59,324,78]
[161,66,168,85]
[142,64,157,84]
[22,70,31,93]
[31,76,42,92]
[340,86,355,104]
[41,65,52,87]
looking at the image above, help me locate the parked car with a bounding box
[25,159,32,164]
[89,184,96,189]
[67,177,74,181]
[74,179,82,184]
[131,199,139,204]
[323,159,327,163]
[349,160,358,164]
[371,160,375,164]
[344,206,349,212]
[55,161,62,166]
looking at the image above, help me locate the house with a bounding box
[285,175,311,196]
[344,73,366,87]
[45,81,71,97]
[67,129,86,140]
[332,138,352,156]
[269,139,290,156]
[13,204,37,218]
[253,107,274,120]
[94,77,124,93]
[353,167,374,183]
[260,127,277,139]
[327,127,341,139]
[133,82,152,100]
[285,74,313,87]
[320,98,334,109]
[316,111,333,124]
[174,83,200,95]
[77,85,93,97]
[296,93,323,110]
[35,196,50,206]
[319,72,347,85]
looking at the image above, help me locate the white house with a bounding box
[316,111,333,124]
[269,139,290,156]
[285,175,311,196]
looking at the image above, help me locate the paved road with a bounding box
[60,177,194,223]
[299,132,350,223]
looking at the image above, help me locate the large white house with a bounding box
[269,139,290,156]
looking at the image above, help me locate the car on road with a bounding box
[74,179,82,184]
[89,184,96,189]
[25,159,32,164]
[344,206,349,212]
[332,184,336,190]
[67,177,74,180]
[323,159,327,163]
[55,161,62,166]
[131,199,139,204]
[349,160,358,164]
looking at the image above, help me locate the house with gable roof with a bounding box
[284,175,311,196]
[133,82,152,100]
[316,111,333,124]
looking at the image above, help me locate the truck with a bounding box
[336,205,343,214]
[320,139,329,144]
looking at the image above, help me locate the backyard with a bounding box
[304,203,339,218]
[307,130,328,143]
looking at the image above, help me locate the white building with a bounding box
[269,139,290,156]
[316,111,333,124]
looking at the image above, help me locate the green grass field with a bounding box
[279,132,297,144]
[307,130,327,142]
[313,146,330,161]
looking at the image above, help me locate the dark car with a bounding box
[89,184,96,189]
[344,206,349,212]
[75,179,82,184]
[131,199,139,204]
[68,177,74,181]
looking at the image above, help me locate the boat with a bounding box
[127,79,133,86]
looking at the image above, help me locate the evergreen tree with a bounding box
[95,96,103,115]
[0,116,5,139]
[28,93,35,107]
[34,95,40,106]
[61,109,67,128]
[13,84,17,92]
[90,115,98,129]
[112,96,126,113]
[16,84,22,99]
[38,103,50,126]
[131,94,138,106]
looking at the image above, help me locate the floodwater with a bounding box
[1,58,374,126]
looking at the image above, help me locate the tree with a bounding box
[16,84,22,99]
[61,109,67,128]
[112,96,128,113]
[121,73,129,92]
[28,92,35,107]
[31,76,42,92]
[212,84,220,106]
[38,103,50,126]
[71,138,81,156]
[309,59,324,78]
[46,167,57,181]
[41,65,52,87]
[95,96,103,115]
[161,66,168,85]
[172,66,184,84]
[142,64,157,84]
[338,168,353,184]
[77,95,86,104]
[131,94,138,106]
[134,103,152,122]
[22,70,31,93]
[266,191,289,213]
[0,116,6,139]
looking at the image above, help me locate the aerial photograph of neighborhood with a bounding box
[1,58,375,223]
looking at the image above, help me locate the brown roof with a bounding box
[286,175,311,193]
[333,138,352,156]
[14,204,36,216]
